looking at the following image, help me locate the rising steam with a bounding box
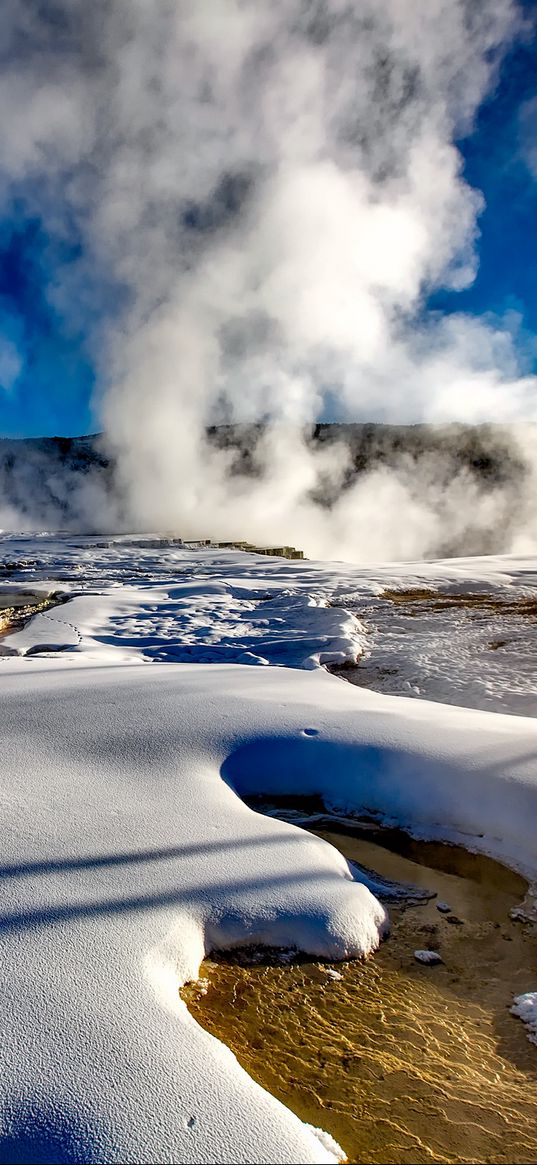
[1,1,536,561]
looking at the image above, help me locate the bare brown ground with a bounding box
[381,588,537,617]
[182,829,537,1165]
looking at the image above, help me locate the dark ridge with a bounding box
[207,421,527,487]
[0,423,530,555]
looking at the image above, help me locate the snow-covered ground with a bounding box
[1,534,537,1163]
[2,534,537,715]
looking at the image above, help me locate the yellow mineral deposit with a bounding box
[0,590,61,639]
[182,827,537,1165]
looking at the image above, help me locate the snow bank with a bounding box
[1,658,537,1161]
[220,668,537,878]
[0,660,388,1164]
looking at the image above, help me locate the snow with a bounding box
[1,660,384,1164]
[414,950,443,965]
[511,993,537,1046]
[1,535,537,1162]
[2,535,536,712]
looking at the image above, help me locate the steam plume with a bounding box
[1,1,537,561]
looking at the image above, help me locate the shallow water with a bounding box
[182,824,537,1164]
[0,588,59,640]
[329,587,537,718]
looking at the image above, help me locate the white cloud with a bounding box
[0,336,22,393]
[519,94,537,177]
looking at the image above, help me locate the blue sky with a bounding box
[0,16,536,438]
[0,213,96,437]
[429,26,537,344]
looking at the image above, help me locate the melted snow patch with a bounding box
[305,1124,346,1163]
[414,949,443,965]
[511,993,537,1045]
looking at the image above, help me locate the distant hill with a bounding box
[0,433,113,529]
[208,421,525,488]
[0,423,529,553]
